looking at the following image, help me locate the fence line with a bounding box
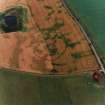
[61,0,105,73]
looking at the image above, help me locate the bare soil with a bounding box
[0,0,100,74]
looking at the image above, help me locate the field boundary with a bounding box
[61,0,105,73]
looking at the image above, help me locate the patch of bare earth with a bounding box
[0,0,100,74]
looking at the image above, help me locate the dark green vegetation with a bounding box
[42,4,81,58]
[71,51,92,60]
[0,69,105,105]
[0,6,28,32]
[44,5,54,19]
[36,18,80,58]
[64,0,105,64]
[36,18,83,71]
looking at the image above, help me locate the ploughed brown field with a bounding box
[0,0,100,74]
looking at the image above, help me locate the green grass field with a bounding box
[0,69,105,105]
[64,0,105,63]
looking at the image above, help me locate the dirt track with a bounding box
[0,0,100,74]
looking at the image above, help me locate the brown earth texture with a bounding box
[0,0,100,74]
